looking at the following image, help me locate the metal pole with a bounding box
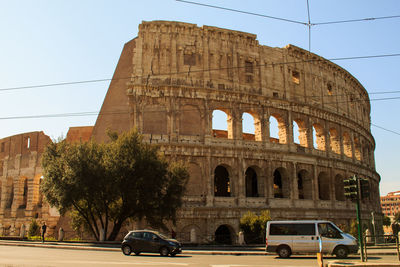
[364,235,368,261]
[356,176,365,262]
[396,235,400,261]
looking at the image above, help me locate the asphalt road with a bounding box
[0,245,399,267]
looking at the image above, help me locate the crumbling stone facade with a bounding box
[0,131,59,237]
[92,21,382,243]
[0,127,93,238]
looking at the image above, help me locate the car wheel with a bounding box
[335,246,348,259]
[277,245,291,258]
[160,246,169,257]
[122,245,132,256]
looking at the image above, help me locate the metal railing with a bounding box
[363,234,400,262]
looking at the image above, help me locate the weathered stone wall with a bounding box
[0,131,59,237]
[90,20,380,243]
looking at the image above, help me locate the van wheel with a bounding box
[277,245,291,258]
[122,245,132,256]
[160,247,169,257]
[334,246,348,259]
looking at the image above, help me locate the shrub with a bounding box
[239,210,271,244]
[28,219,40,237]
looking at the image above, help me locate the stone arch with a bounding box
[334,174,345,201]
[293,119,307,147]
[343,132,352,158]
[214,165,231,197]
[273,167,290,198]
[179,104,202,136]
[142,104,168,134]
[215,224,234,245]
[297,169,312,199]
[185,162,205,197]
[269,113,287,144]
[329,128,341,154]
[354,137,361,161]
[318,172,330,200]
[245,167,258,197]
[242,111,261,141]
[5,177,14,209]
[19,177,28,209]
[312,123,326,151]
[212,109,232,139]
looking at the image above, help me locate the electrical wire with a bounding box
[175,0,307,25]
[1,53,400,93]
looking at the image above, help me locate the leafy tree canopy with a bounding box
[383,216,391,227]
[41,129,189,241]
[239,210,271,244]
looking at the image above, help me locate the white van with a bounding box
[265,220,358,258]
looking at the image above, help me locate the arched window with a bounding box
[215,225,233,245]
[242,111,262,141]
[312,123,325,151]
[269,114,287,144]
[20,178,28,209]
[273,168,289,198]
[298,170,312,199]
[245,167,258,197]
[212,110,231,139]
[318,172,330,200]
[6,178,14,209]
[293,119,308,147]
[214,165,231,197]
[354,137,361,161]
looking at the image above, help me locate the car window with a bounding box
[133,232,143,238]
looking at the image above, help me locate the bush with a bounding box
[239,210,271,244]
[28,219,40,237]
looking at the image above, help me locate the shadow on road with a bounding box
[126,254,192,258]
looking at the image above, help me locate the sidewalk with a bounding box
[0,239,398,257]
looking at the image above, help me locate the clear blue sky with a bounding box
[1,0,399,196]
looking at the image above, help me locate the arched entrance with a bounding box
[215,225,232,244]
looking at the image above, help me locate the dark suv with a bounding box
[121,230,182,256]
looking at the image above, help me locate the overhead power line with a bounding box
[176,0,400,26]
[175,0,307,25]
[1,52,400,92]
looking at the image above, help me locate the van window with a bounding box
[318,223,342,239]
[270,223,315,235]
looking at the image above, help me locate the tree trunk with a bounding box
[107,220,124,241]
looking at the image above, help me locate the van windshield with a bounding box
[318,223,342,239]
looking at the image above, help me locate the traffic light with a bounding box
[343,175,358,201]
[360,178,370,199]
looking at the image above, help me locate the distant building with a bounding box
[381,191,400,217]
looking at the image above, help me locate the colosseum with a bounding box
[0,20,382,243]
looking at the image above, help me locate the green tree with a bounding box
[28,219,40,237]
[391,212,400,236]
[239,210,271,244]
[383,216,391,227]
[41,129,189,241]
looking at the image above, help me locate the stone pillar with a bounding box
[238,231,245,245]
[20,224,26,238]
[58,227,64,241]
[190,228,197,243]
